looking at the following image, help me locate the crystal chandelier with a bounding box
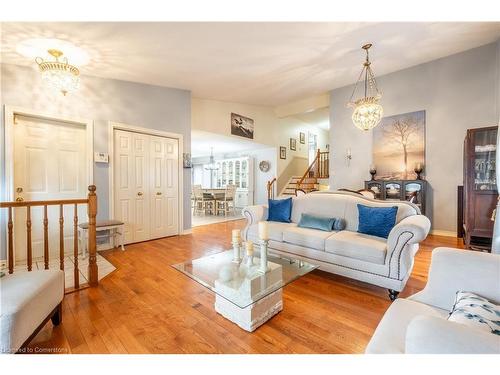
[35,49,80,96]
[347,43,383,131]
[204,148,219,171]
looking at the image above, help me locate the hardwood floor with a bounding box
[25,220,464,354]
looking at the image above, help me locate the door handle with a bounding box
[137,192,143,196]
[156,192,162,196]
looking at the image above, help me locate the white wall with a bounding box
[0,63,192,235]
[329,42,500,233]
[192,98,328,185]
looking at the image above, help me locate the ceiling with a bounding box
[191,130,269,158]
[293,107,330,130]
[2,22,500,106]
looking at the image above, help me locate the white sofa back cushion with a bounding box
[290,191,419,232]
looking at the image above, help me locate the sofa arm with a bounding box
[409,248,500,311]
[405,315,500,354]
[386,215,431,280]
[242,205,268,241]
[387,215,431,249]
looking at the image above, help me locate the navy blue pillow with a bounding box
[267,198,292,223]
[357,204,398,239]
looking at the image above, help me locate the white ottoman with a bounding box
[1,270,64,353]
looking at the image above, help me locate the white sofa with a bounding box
[366,248,500,353]
[243,191,431,300]
[1,270,64,353]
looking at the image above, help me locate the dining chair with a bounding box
[192,185,204,215]
[216,184,236,216]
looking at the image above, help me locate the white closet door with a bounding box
[13,115,87,262]
[114,130,150,243]
[149,135,179,238]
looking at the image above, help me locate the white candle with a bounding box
[258,221,269,240]
[232,229,241,241]
[245,241,254,256]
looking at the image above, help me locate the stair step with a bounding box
[281,192,295,195]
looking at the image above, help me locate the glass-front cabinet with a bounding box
[365,179,427,214]
[463,126,498,250]
[472,128,497,191]
[213,156,254,208]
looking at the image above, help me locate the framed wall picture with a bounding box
[373,110,426,179]
[290,138,297,151]
[231,112,254,139]
[299,132,305,144]
[280,146,286,160]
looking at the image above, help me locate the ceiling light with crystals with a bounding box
[347,43,383,131]
[35,49,80,96]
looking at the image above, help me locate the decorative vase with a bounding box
[369,168,377,181]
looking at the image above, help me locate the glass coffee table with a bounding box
[172,250,317,332]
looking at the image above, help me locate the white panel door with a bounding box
[149,135,179,239]
[114,130,151,244]
[13,115,87,263]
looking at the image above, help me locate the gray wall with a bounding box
[329,42,500,233]
[0,63,192,241]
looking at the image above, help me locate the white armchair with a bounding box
[366,247,500,354]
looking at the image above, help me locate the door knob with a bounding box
[16,197,24,202]
[156,192,162,196]
[16,187,23,193]
[137,192,143,196]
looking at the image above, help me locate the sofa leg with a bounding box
[51,303,62,326]
[388,289,399,301]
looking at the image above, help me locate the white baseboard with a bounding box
[430,229,457,237]
[182,228,193,235]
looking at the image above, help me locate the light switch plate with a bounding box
[94,152,109,163]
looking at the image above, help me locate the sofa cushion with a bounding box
[1,270,64,352]
[298,213,335,232]
[325,230,387,264]
[365,298,447,354]
[247,221,296,242]
[268,197,292,223]
[357,204,398,239]
[448,291,500,336]
[283,226,335,251]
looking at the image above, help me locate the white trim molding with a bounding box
[430,229,457,238]
[108,121,185,238]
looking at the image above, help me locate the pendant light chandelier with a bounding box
[35,49,80,96]
[347,43,383,131]
[204,148,219,171]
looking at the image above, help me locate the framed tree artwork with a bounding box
[280,146,286,159]
[373,110,425,179]
[299,132,305,144]
[290,138,297,151]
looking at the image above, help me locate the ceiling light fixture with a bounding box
[347,43,383,131]
[35,49,80,96]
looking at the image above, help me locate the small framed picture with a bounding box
[280,146,286,160]
[290,138,296,151]
[299,132,305,144]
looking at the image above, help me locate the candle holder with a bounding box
[369,168,377,181]
[414,165,424,180]
[232,240,241,263]
[258,239,270,273]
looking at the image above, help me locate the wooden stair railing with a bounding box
[0,185,98,291]
[296,149,329,192]
[267,178,277,199]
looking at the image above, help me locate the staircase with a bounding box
[281,176,319,196]
[267,149,329,198]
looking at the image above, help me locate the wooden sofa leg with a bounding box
[388,289,399,301]
[51,303,62,326]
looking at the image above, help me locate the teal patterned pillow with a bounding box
[448,291,500,336]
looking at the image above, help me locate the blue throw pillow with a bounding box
[268,198,292,223]
[298,213,335,232]
[333,217,346,231]
[357,204,398,239]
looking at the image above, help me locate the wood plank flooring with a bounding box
[25,220,464,354]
